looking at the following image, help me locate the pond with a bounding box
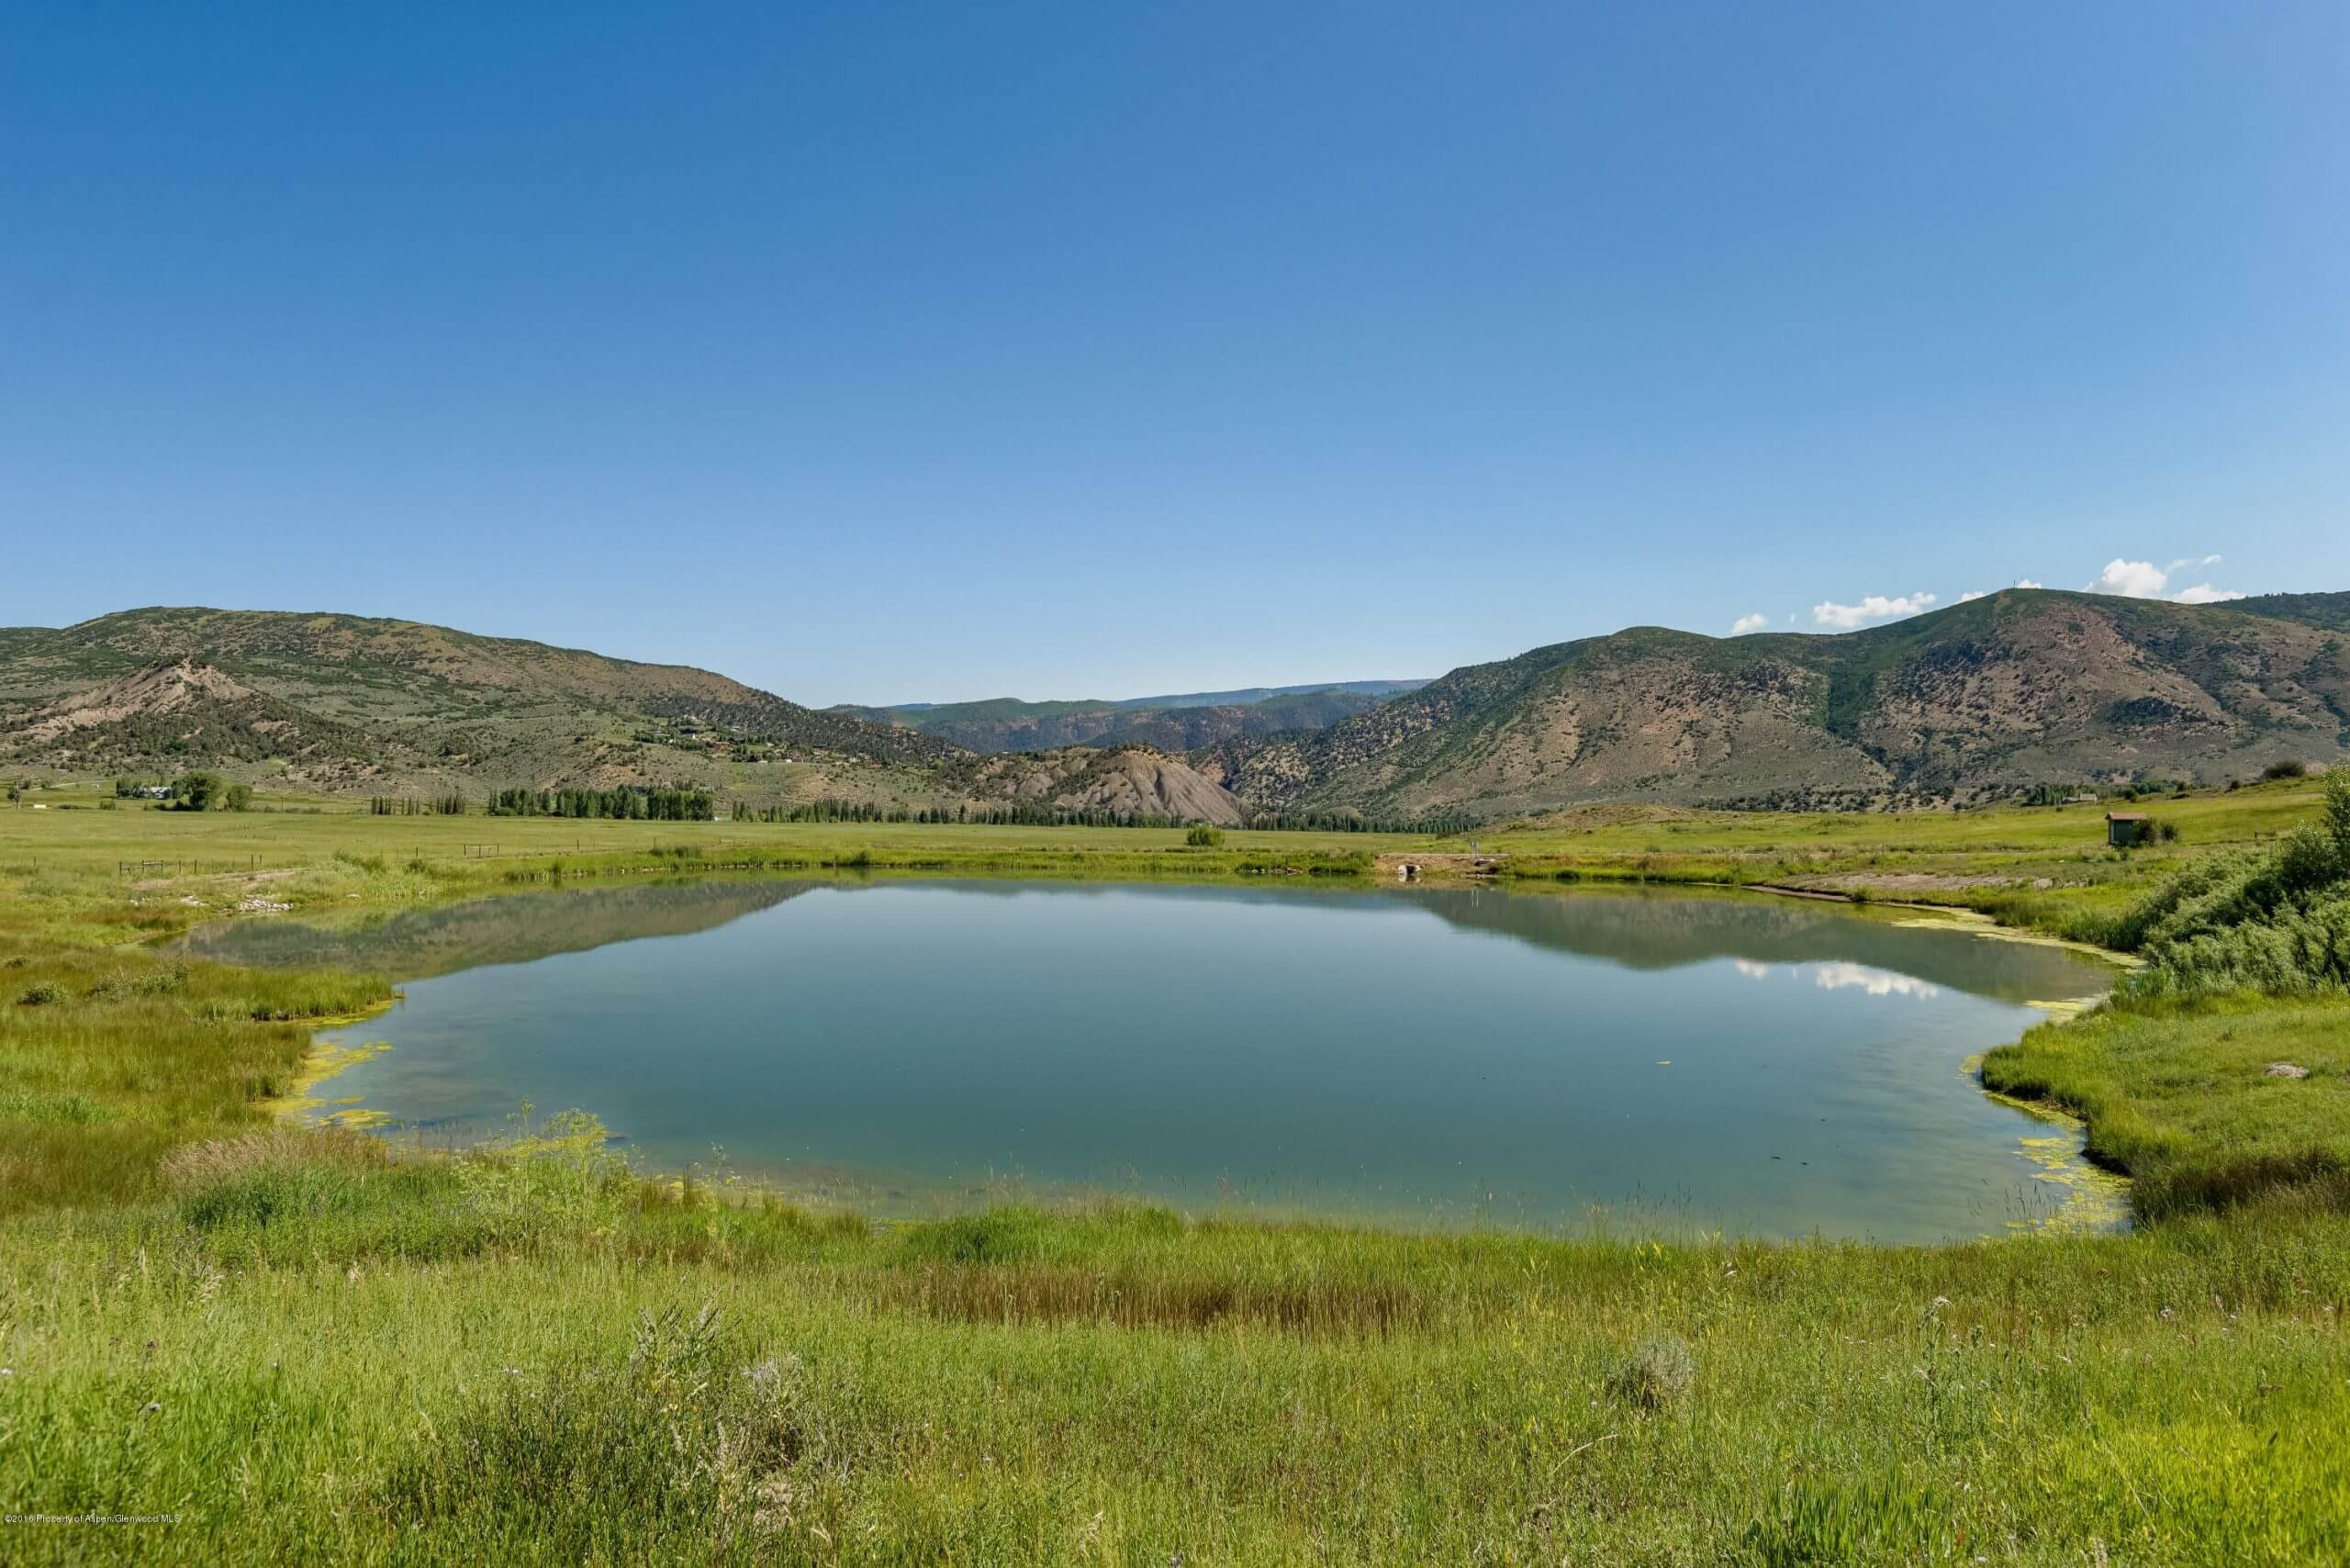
[187,878,2124,1240]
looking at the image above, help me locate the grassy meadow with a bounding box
[2,776,2347,1562]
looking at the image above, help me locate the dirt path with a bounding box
[1373,852,1507,880]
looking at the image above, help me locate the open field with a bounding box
[6,1178,2347,1564]
[3,777,2347,1561]
[4,771,2328,917]
[1471,776,2334,942]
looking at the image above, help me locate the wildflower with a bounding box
[2159,1306,2175,1321]
[142,1401,161,1415]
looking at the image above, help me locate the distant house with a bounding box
[2064,792,2099,805]
[2106,812,2151,848]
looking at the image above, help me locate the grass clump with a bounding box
[384,1303,821,1562]
[0,1088,113,1124]
[1605,1335,1695,1411]
[1740,1476,1944,1567]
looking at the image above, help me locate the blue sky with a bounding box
[5,3,2344,706]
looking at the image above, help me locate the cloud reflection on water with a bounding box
[1809,961,1940,999]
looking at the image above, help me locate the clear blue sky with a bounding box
[5,3,2345,705]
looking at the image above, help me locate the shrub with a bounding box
[2117,773,2350,995]
[1606,1336,1695,1411]
[2264,758,2310,781]
[1185,825,1225,847]
[172,770,229,810]
[15,982,65,1006]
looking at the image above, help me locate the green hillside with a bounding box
[832,687,1399,754]
[0,607,960,798]
[1210,588,2350,820]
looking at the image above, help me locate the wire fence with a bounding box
[117,857,263,879]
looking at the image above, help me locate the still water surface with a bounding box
[190,879,2121,1240]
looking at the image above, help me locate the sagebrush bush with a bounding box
[1606,1336,1695,1410]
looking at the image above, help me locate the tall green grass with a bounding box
[5,1137,2348,1564]
[0,944,388,1214]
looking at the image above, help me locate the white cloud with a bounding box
[1811,962,1938,999]
[1810,592,1938,630]
[2087,558,2170,598]
[1960,577,2042,603]
[2170,582,2245,605]
[1732,958,1771,979]
[1729,612,1770,635]
[2086,557,2243,604]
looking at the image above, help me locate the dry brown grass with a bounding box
[159,1123,387,1190]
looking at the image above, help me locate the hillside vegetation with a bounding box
[13,595,2344,833]
[1211,588,2350,821]
[0,609,1263,824]
[0,607,957,796]
[833,686,1402,754]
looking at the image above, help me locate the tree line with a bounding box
[741,798,1185,828]
[1244,809,1483,835]
[491,786,714,821]
[370,794,466,816]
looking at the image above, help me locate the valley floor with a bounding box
[2,780,2345,1563]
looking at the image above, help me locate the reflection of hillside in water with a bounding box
[1393,884,2107,1002]
[181,879,819,981]
[185,875,2109,1003]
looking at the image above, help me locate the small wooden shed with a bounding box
[2106,812,2151,848]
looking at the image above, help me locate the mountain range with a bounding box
[1200,588,2350,816]
[829,684,1423,756]
[4,591,2344,823]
